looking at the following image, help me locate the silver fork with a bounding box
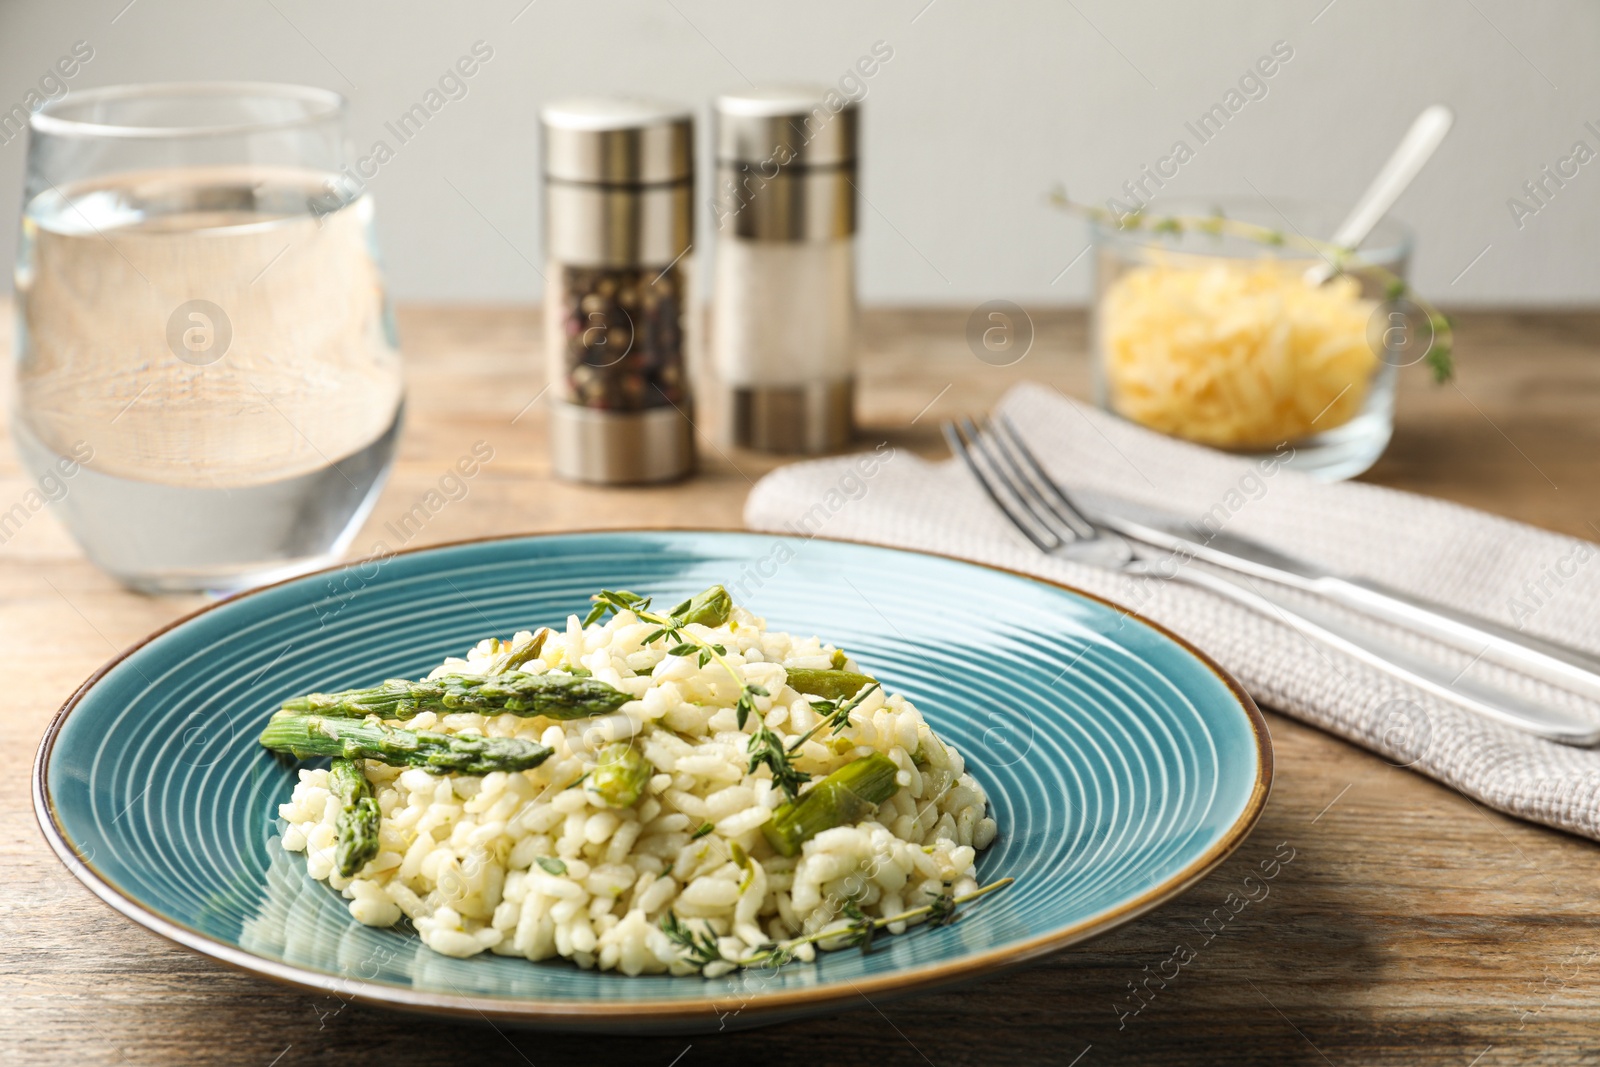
[942,414,1600,746]
[943,415,1134,567]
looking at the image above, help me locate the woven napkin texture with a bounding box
[743,381,1600,841]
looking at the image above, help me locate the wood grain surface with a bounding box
[4,305,1599,1066]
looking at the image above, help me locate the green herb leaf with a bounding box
[585,582,812,805]
[725,877,1016,976]
[785,681,881,754]
[841,898,877,954]
[748,720,811,801]
[585,589,652,626]
[660,911,722,968]
[691,821,714,840]
[747,942,796,970]
[535,856,568,876]
[926,883,959,927]
[1425,340,1454,384]
[735,690,765,731]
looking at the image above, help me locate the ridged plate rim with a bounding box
[33,528,1273,1026]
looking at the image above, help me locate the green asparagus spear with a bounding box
[261,714,552,775]
[328,757,380,878]
[280,671,629,721]
[762,753,901,857]
[669,585,732,628]
[586,742,654,808]
[497,627,551,673]
[785,668,876,701]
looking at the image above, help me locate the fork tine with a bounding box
[962,416,1088,547]
[944,418,1057,551]
[941,419,1058,553]
[993,414,1100,540]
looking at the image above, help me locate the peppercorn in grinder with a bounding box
[540,98,695,483]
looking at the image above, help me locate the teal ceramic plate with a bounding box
[35,531,1270,1032]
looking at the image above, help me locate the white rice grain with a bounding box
[276,601,994,976]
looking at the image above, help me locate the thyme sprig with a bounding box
[785,681,882,755]
[840,898,877,954]
[585,588,805,800]
[748,719,811,800]
[1049,187,1456,383]
[659,877,1017,975]
[925,882,959,927]
[660,910,722,969]
[745,878,1015,967]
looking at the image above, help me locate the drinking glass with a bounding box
[13,82,403,593]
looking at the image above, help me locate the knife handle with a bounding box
[1163,566,1600,747]
[1317,577,1600,706]
[1105,511,1600,707]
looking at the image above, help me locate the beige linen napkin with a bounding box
[744,381,1600,842]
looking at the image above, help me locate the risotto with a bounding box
[270,586,998,977]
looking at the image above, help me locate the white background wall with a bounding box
[0,0,1595,306]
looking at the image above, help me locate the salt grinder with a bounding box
[711,88,858,454]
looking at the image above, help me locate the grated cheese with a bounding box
[1099,258,1378,449]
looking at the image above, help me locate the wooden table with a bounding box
[4,306,1599,1066]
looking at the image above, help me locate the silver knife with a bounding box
[1160,563,1600,746]
[1078,490,1600,708]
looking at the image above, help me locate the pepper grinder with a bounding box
[711,87,858,454]
[540,98,696,483]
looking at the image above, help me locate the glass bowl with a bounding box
[1090,197,1412,480]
